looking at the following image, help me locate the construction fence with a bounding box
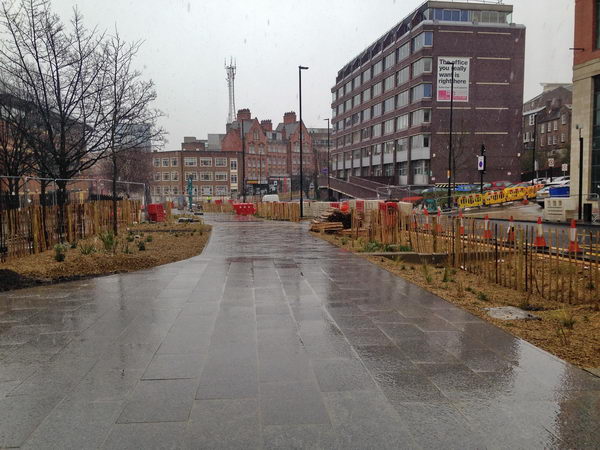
[348,205,600,305]
[0,200,142,261]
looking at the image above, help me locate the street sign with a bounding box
[548,158,555,168]
[477,155,486,171]
[562,163,568,172]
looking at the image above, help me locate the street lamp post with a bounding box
[299,65,309,218]
[240,119,246,202]
[577,125,584,221]
[447,61,455,210]
[325,118,331,201]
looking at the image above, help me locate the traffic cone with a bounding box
[568,219,581,253]
[507,216,515,242]
[459,209,465,235]
[534,217,547,248]
[483,214,493,239]
[522,196,529,205]
[436,207,443,233]
[423,208,430,231]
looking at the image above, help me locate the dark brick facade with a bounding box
[330,1,525,186]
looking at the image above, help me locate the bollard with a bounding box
[507,215,515,242]
[534,216,547,248]
[483,214,493,239]
[459,209,465,235]
[568,219,581,253]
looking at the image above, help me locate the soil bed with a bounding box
[314,231,600,371]
[0,222,211,292]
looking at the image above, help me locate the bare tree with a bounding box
[0,93,34,207]
[100,31,165,233]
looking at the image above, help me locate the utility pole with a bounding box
[447,61,455,209]
[532,114,537,185]
[299,65,309,218]
[325,118,331,201]
[240,119,246,202]
[577,125,584,221]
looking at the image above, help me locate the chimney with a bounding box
[261,120,272,131]
[237,108,251,121]
[283,111,297,124]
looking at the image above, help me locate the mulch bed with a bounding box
[315,232,600,371]
[0,222,211,292]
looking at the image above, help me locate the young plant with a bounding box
[79,242,96,255]
[99,231,117,253]
[422,264,433,284]
[137,241,146,251]
[477,291,489,302]
[442,267,451,283]
[70,241,77,249]
[146,235,153,243]
[53,243,67,262]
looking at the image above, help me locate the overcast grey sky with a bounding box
[54,0,574,148]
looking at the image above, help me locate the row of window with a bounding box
[527,113,568,127]
[333,134,431,162]
[523,132,567,144]
[539,118,567,134]
[154,185,230,196]
[426,8,511,25]
[336,84,432,132]
[153,157,236,168]
[247,145,287,154]
[334,159,430,176]
[333,58,433,118]
[333,32,433,102]
[336,108,431,148]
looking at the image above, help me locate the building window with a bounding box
[547,123,551,132]
[353,93,361,107]
[199,172,213,181]
[410,134,431,150]
[412,58,432,77]
[361,127,372,140]
[384,141,395,154]
[162,158,169,167]
[153,172,160,181]
[384,75,395,92]
[171,158,178,167]
[231,174,238,183]
[362,108,371,122]
[561,133,565,143]
[372,123,382,138]
[561,114,567,125]
[200,158,212,167]
[412,31,433,52]
[554,121,558,131]
[548,136,552,146]
[155,186,161,195]
[411,83,433,102]
[162,172,170,181]
[372,82,382,98]
[345,98,352,111]
[384,119,395,135]
[172,187,179,195]
[201,186,213,196]
[398,42,410,63]
[397,66,409,86]
[362,88,371,102]
[396,114,409,131]
[215,172,228,181]
[553,135,557,145]
[230,159,238,170]
[353,75,361,89]
[362,69,371,83]
[185,171,198,181]
[163,186,170,195]
[171,171,178,181]
[383,97,394,113]
[540,124,545,134]
[184,157,197,167]
[529,115,535,126]
[153,158,160,167]
[384,52,395,70]
[396,90,409,108]
[372,103,383,118]
[215,157,227,167]
[410,109,431,126]
[215,185,228,196]
[372,60,383,77]
[397,137,408,152]
[412,160,430,175]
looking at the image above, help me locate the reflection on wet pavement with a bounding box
[0,213,599,448]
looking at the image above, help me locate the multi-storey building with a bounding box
[522,84,572,178]
[330,1,525,187]
[148,141,240,204]
[571,0,600,199]
[222,109,317,195]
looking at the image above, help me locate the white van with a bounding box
[261,194,280,203]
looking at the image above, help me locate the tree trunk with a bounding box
[56,180,68,242]
[112,152,118,235]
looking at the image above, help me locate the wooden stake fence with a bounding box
[0,200,141,261]
[348,207,600,305]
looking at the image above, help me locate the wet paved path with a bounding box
[1,214,599,449]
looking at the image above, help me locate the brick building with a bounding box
[571,0,600,198]
[221,109,318,195]
[148,140,240,204]
[522,84,572,178]
[330,1,525,187]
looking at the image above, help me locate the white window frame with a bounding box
[184,157,197,167]
[200,157,212,167]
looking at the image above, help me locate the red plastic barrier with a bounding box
[147,203,166,222]
[215,199,223,205]
[233,203,257,216]
[330,202,340,209]
[340,201,350,212]
[355,200,365,213]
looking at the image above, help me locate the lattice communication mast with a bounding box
[225,57,236,124]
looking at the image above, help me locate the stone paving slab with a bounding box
[0,213,598,448]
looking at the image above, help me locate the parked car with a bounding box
[261,194,280,202]
[483,180,513,191]
[551,176,570,184]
